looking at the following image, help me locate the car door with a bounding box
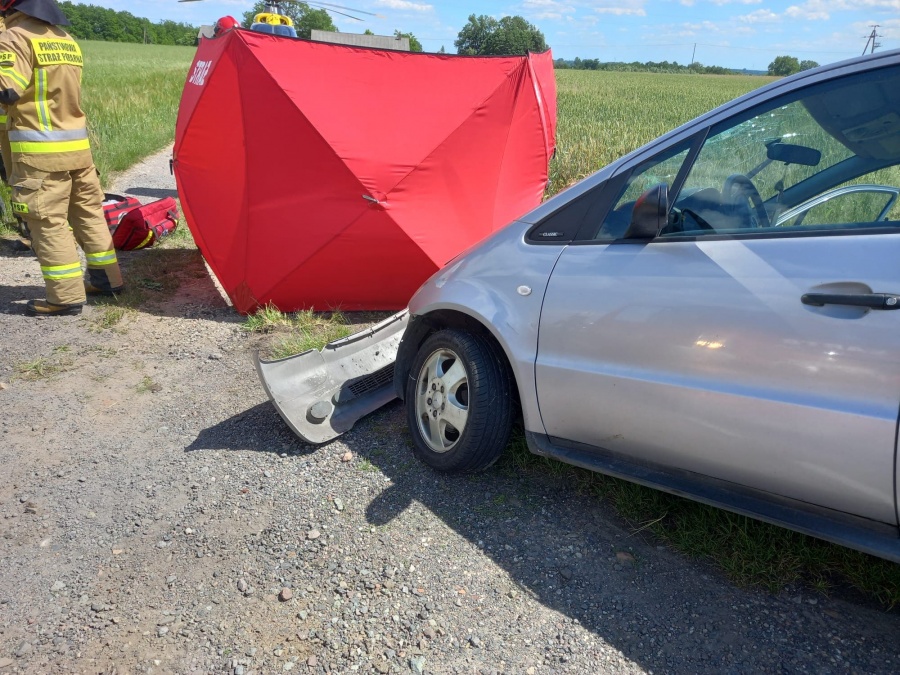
[535,64,900,525]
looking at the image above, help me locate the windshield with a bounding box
[686,100,855,201]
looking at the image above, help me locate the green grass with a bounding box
[242,303,353,358]
[81,41,195,186]
[497,430,900,608]
[136,375,162,394]
[87,302,129,332]
[15,352,74,380]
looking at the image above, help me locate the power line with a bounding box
[861,25,881,55]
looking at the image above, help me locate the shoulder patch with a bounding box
[30,38,82,67]
[0,51,16,66]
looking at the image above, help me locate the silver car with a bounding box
[258,49,900,563]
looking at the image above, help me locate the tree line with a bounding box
[59,2,198,46]
[555,58,734,75]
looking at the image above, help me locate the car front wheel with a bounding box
[405,329,513,472]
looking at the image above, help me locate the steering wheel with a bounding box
[722,174,770,228]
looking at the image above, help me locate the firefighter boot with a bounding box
[85,267,125,296]
[25,299,83,316]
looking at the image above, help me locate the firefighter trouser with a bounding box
[10,163,122,305]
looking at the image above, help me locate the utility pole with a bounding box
[691,43,696,64]
[861,25,881,56]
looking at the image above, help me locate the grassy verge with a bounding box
[497,430,900,608]
[242,303,353,358]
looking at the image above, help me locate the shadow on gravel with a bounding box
[0,238,35,259]
[124,187,179,200]
[199,400,694,671]
[185,402,317,456]
[188,400,900,672]
[114,248,230,320]
[0,283,45,312]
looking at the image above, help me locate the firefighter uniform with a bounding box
[0,0,122,316]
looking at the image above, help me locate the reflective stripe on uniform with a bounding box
[85,249,117,266]
[35,68,51,131]
[0,114,7,124]
[11,201,28,214]
[9,128,88,141]
[41,261,82,280]
[9,138,90,153]
[0,65,28,89]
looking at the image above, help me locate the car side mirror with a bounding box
[624,183,668,239]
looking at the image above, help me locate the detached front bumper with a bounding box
[256,310,409,444]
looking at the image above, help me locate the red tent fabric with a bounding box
[174,30,557,313]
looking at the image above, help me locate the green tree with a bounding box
[799,59,820,71]
[394,29,422,52]
[482,15,546,55]
[767,55,801,76]
[59,2,196,45]
[242,1,336,40]
[454,14,498,55]
[455,14,546,56]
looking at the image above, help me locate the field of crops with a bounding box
[81,41,195,184]
[548,70,776,196]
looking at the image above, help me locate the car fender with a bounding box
[399,222,567,435]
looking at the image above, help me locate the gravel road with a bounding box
[1,146,899,674]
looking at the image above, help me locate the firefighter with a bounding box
[0,0,123,316]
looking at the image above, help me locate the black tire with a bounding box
[405,329,513,473]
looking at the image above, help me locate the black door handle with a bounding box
[801,293,900,309]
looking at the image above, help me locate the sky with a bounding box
[107,0,898,70]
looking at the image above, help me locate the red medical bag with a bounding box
[111,197,180,251]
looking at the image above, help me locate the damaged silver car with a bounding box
[259,49,900,563]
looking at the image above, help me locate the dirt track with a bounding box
[1,147,899,674]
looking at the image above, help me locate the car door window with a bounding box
[665,65,900,236]
[778,187,897,226]
[591,143,691,240]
